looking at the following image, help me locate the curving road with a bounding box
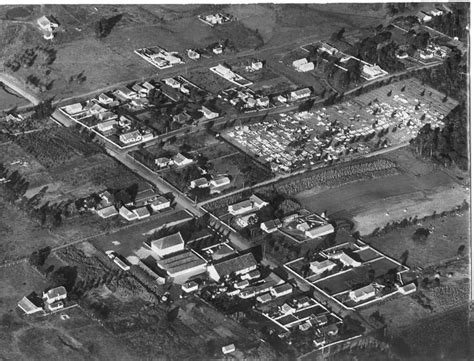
[0,72,40,106]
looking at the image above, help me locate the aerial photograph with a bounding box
[0,1,471,360]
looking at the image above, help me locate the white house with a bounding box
[362,64,386,80]
[328,251,361,268]
[349,284,376,302]
[289,88,311,101]
[155,157,172,168]
[172,153,193,167]
[97,205,118,219]
[97,119,117,133]
[305,224,335,239]
[222,344,236,355]
[260,219,282,233]
[251,61,263,71]
[292,58,308,70]
[43,286,67,304]
[310,259,337,275]
[119,206,138,221]
[297,62,315,72]
[120,131,142,145]
[190,177,209,189]
[187,49,201,60]
[182,281,199,293]
[210,176,230,188]
[150,196,171,211]
[228,195,268,215]
[37,16,59,32]
[201,105,219,119]
[98,93,114,104]
[133,207,150,220]
[163,78,181,89]
[151,232,185,258]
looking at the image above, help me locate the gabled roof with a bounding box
[44,286,67,300]
[212,253,257,278]
[151,232,185,251]
[310,259,336,271]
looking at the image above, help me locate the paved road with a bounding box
[0,72,41,106]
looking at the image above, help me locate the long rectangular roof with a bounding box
[157,250,206,275]
[212,253,257,278]
[151,232,184,250]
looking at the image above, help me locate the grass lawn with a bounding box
[366,210,470,268]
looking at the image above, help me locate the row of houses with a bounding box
[135,46,184,69]
[95,189,171,221]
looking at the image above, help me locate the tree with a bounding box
[29,246,51,267]
[457,245,466,257]
[48,266,78,291]
[412,228,430,242]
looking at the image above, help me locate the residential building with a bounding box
[430,8,443,16]
[419,50,434,60]
[257,96,270,107]
[201,105,219,119]
[397,282,417,295]
[98,111,118,122]
[113,87,137,100]
[289,88,311,101]
[98,93,114,104]
[155,157,172,168]
[113,257,130,271]
[260,219,282,233]
[297,222,311,232]
[292,58,308,70]
[270,283,293,298]
[182,281,199,293]
[362,64,386,80]
[120,130,142,145]
[241,269,261,280]
[297,61,315,72]
[97,119,117,133]
[119,206,138,221]
[97,205,118,219]
[17,296,43,315]
[349,284,376,302]
[209,176,230,188]
[208,253,258,281]
[235,280,250,289]
[228,194,268,215]
[190,177,209,189]
[151,232,185,258]
[131,83,147,97]
[305,223,335,239]
[187,49,201,60]
[62,103,85,116]
[163,78,181,89]
[141,81,155,94]
[256,293,272,303]
[222,344,236,355]
[328,251,361,268]
[310,259,337,275]
[46,301,64,312]
[417,11,433,22]
[251,60,263,71]
[37,16,59,32]
[133,207,150,220]
[156,250,207,278]
[173,153,193,167]
[43,286,67,304]
[150,196,171,211]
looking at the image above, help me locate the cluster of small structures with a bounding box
[59,77,219,148]
[260,295,343,347]
[18,286,68,315]
[36,15,59,40]
[94,188,172,222]
[134,46,184,70]
[224,79,456,173]
[285,239,416,309]
[198,13,233,27]
[296,42,388,81]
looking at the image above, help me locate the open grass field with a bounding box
[366,210,470,268]
[0,3,390,103]
[0,262,142,361]
[0,127,147,205]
